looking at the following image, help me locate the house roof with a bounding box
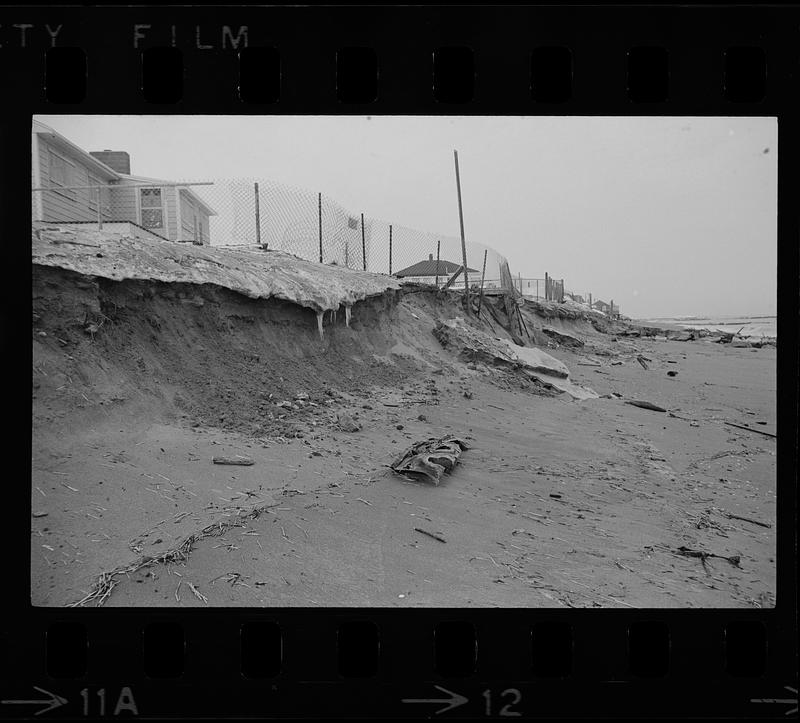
[118,174,217,216]
[394,258,479,278]
[33,120,121,180]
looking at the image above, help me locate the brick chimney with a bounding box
[89,150,131,174]
[429,253,433,260]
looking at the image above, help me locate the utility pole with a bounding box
[453,150,471,311]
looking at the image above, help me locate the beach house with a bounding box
[394,254,479,288]
[32,120,216,244]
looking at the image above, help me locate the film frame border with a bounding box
[3,3,797,719]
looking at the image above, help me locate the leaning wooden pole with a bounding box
[477,248,488,314]
[453,150,471,312]
[435,239,441,287]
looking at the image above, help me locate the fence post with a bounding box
[518,272,523,294]
[545,272,549,300]
[561,279,564,302]
[318,192,323,263]
[477,248,487,314]
[96,186,102,230]
[435,239,441,287]
[361,213,366,271]
[610,299,614,317]
[254,182,262,248]
[389,224,393,275]
[589,293,592,309]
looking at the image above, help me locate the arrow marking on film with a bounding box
[402,685,469,715]
[751,686,798,715]
[1,686,68,716]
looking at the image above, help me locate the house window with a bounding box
[48,149,76,199]
[140,188,164,229]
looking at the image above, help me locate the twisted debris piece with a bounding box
[390,435,470,485]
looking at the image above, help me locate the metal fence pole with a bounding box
[435,239,441,287]
[318,192,323,263]
[361,213,366,271]
[254,182,262,248]
[388,224,393,275]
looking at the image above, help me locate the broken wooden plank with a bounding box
[212,456,255,466]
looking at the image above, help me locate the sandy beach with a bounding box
[31,235,776,609]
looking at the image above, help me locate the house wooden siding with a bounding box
[37,136,115,223]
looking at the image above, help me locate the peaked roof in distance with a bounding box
[394,257,479,278]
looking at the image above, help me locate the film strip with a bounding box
[4,3,798,720]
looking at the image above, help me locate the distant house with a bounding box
[394,254,479,288]
[32,120,216,244]
[593,299,611,313]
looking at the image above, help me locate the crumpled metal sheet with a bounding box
[390,436,470,484]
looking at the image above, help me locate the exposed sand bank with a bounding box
[31,238,776,609]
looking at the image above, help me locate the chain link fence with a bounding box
[32,177,620,314]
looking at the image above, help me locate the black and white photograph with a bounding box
[31,114,777,608]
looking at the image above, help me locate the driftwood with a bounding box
[625,400,667,412]
[725,513,772,529]
[636,355,649,370]
[676,545,741,568]
[414,527,447,543]
[723,421,776,439]
[212,456,255,466]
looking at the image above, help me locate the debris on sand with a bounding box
[32,511,49,518]
[667,370,678,377]
[390,435,470,484]
[636,355,649,370]
[414,527,447,543]
[336,411,362,433]
[212,456,255,466]
[625,400,667,413]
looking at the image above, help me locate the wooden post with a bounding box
[453,150,471,311]
[96,186,102,230]
[545,272,549,300]
[610,299,614,317]
[518,272,523,295]
[254,182,262,248]
[561,279,564,302]
[477,248,487,313]
[435,239,441,287]
[388,224,393,275]
[361,213,366,271]
[318,192,323,263]
[589,292,592,309]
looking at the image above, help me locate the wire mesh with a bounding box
[32,176,618,313]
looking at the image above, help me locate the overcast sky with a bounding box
[35,114,776,319]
